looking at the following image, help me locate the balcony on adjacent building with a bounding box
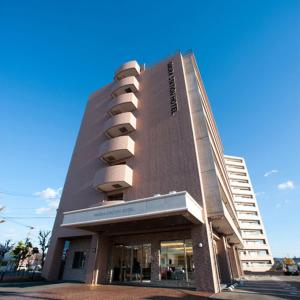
[239,223,262,230]
[104,112,136,138]
[92,164,133,192]
[109,93,138,116]
[237,213,260,220]
[111,76,139,98]
[114,61,140,81]
[240,254,273,261]
[235,205,257,212]
[98,136,135,164]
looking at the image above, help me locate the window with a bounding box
[226,158,243,163]
[108,193,123,201]
[72,251,86,269]
[125,88,132,93]
[240,220,260,226]
[242,230,262,236]
[232,186,251,191]
[235,202,255,207]
[230,178,249,184]
[226,164,245,170]
[229,171,247,176]
[234,194,253,199]
[245,239,265,245]
[238,211,258,216]
[247,250,268,256]
[160,240,194,282]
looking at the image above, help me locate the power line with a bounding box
[3,216,55,219]
[0,188,61,199]
[3,208,42,210]
[0,217,34,229]
[0,190,39,198]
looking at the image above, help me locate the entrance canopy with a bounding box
[61,191,204,231]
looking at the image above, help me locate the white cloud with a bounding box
[34,187,62,199]
[264,170,278,177]
[35,187,61,214]
[35,199,59,215]
[277,181,295,190]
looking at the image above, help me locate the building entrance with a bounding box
[111,244,151,282]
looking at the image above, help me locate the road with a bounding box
[215,275,300,300]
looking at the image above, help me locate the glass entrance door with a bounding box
[111,244,151,282]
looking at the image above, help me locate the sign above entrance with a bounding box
[61,191,204,229]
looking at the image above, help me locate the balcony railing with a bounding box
[104,112,136,138]
[111,76,139,98]
[92,164,133,192]
[114,61,140,81]
[109,93,138,116]
[98,136,135,164]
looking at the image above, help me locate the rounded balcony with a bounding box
[111,76,139,98]
[114,61,140,81]
[92,165,133,192]
[109,93,138,116]
[98,136,135,164]
[104,112,136,138]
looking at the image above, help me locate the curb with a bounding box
[222,282,239,292]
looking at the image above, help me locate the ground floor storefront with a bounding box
[43,193,243,292]
[48,227,242,292]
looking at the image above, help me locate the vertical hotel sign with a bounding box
[167,61,178,115]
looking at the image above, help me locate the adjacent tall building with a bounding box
[42,51,271,292]
[224,155,274,272]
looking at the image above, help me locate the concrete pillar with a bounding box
[228,246,239,279]
[90,234,112,284]
[85,234,100,284]
[216,237,232,284]
[191,224,220,293]
[234,247,244,277]
[42,237,65,280]
[151,239,160,283]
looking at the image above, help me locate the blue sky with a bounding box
[0,0,299,257]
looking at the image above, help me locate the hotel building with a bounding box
[224,155,274,272]
[43,52,248,292]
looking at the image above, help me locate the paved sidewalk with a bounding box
[0,282,212,299]
[1,275,300,299]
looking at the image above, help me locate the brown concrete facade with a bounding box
[43,52,243,293]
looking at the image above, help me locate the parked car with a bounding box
[283,258,299,275]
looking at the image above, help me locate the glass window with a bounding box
[72,251,86,269]
[160,240,194,282]
[111,244,151,282]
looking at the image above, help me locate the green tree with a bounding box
[38,230,51,268]
[12,238,33,270]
